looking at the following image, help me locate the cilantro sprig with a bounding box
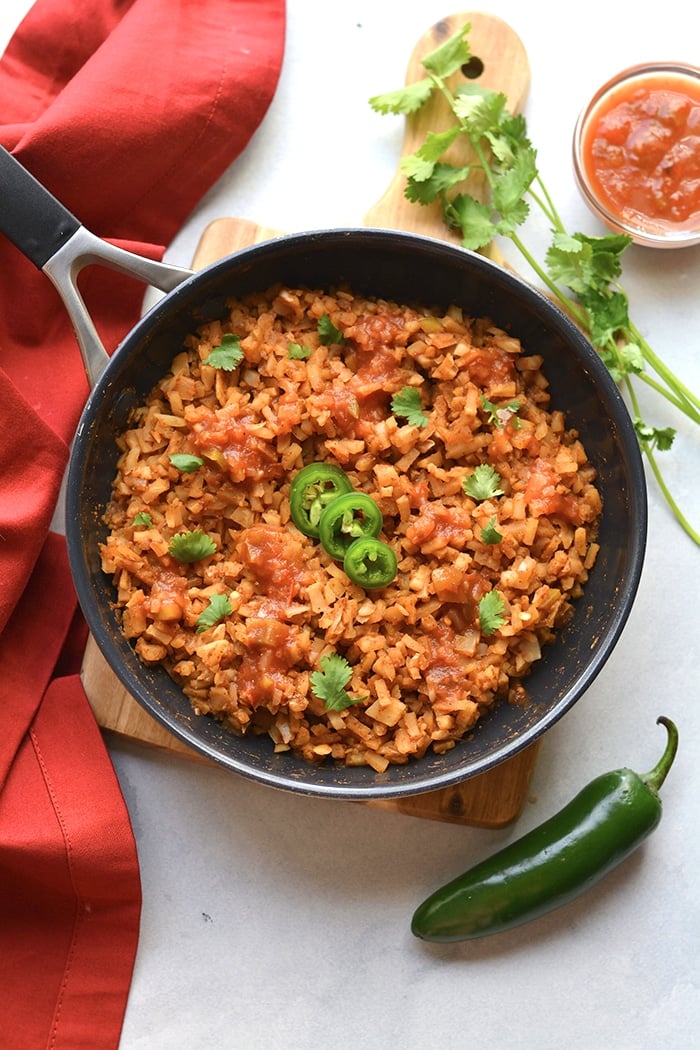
[480,516,503,545]
[391,386,429,428]
[463,464,504,501]
[370,23,700,546]
[196,592,233,633]
[288,340,311,360]
[310,652,367,712]
[480,395,520,429]
[478,589,506,635]
[203,333,244,371]
[168,529,217,564]
[318,315,346,346]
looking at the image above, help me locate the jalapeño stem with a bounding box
[642,716,679,794]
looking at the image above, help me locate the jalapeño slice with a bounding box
[318,491,383,561]
[289,463,353,538]
[343,537,398,589]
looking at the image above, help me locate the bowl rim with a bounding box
[572,61,700,249]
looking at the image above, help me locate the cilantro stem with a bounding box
[635,365,700,423]
[621,371,700,543]
[641,440,700,546]
[529,177,565,231]
[629,322,700,421]
[508,231,590,327]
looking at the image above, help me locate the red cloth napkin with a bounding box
[0,1,285,1046]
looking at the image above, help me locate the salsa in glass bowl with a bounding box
[573,62,700,248]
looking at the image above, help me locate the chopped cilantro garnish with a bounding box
[391,386,429,428]
[478,589,506,636]
[480,516,503,545]
[462,464,504,501]
[168,529,217,564]
[133,511,153,528]
[202,333,244,371]
[196,592,233,633]
[310,652,366,712]
[481,395,521,429]
[288,341,311,360]
[169,453,204,473]
[317,315,346,346]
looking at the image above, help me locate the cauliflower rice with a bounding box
[100,284,602,772]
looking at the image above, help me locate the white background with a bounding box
[3,1,700,1047]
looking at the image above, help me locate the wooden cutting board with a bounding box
[82,11,541,827]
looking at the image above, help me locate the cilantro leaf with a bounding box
[582,288,631,349]
[463,464,504,501]
[402,127,461,181]
[169,453,204,473]
[310,653,366,712]
[633,419,676,452]
[453,86,507,140]
[401,127,466,188]
[133,511,153,528]
[404,162,472,205]
[617,342,645,375]
[484,112,531,167]
[391,386,429,428]
[288,341,311,360]
[546,232,629,297]
[369,78,434,115]
[401,152,436,184]
[318,315,346,345]
[203,333,244,371]
[480,516,503,545]
[495,199,530,236]
[168,529,217,564]
[196,592,233,633]
[492,147,537,219]
[496,111,531,151]
[481,395,521,428]
[421,23,471,79]
[444,193,496,251]
[598,339,646,384]
[478,590,506,636]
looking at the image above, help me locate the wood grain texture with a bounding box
[82,12,541,828]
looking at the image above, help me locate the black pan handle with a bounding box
[0,146,196,387]
[0,145,81,268]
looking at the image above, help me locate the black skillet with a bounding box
[0,146,647,800]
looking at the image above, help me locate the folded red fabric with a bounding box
[0,372,68,636]
[0,1,285,1046]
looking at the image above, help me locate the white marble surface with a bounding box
[3,1,700,1047]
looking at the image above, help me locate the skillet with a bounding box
[0,146,647,800]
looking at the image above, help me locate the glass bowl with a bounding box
[573,62,700,248]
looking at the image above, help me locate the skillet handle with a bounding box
[0,145,81,267]
[0,146,195,387]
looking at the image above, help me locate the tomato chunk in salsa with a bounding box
[581,72,700,230]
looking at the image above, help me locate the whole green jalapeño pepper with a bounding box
[411,716,678,943]
[289,463,353,538]
[318,491,384,561]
